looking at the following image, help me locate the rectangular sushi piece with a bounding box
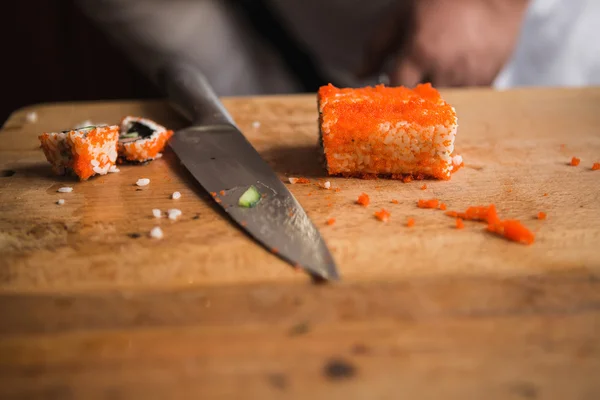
[39,125,119,180]
[317,83,459,180]
[118,116,174,163]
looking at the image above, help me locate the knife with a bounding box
[159,61,339,281]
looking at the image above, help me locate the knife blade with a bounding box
[159,61,339,281]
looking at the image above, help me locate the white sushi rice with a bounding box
[68,126,119,176]
[26,111,38,123]
[149,226,163,239]
[171,191,181,200]
[167,209,182,220]
[152,209,162,218]
[57,187,73,193]
[108,165,120,173]
[56,199,65,205]
[136,178,150,187]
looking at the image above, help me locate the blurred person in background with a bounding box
[76,0,600,97]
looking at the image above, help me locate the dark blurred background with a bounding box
[1,2,160,125]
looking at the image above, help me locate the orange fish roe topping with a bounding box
[537,212,547,220]
[374,208,391,222]
[445,205,499,224]
[456,219,465,229]
[357,193,370,207]
[406,218,415,227]
[439,203,447,211]
[592,162,600,171]
[391,199,399,204]
[570,157,580,166]
[420,184,427,190]
[487,219,535,245]
[417,199,439,209]
[326,218,336,226]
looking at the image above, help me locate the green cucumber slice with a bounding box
[238,185,261,208]
[120,131,139,139]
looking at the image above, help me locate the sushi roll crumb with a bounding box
[152,209,162,218]
[136,178,150,187]
[252,121,261,129]
[26,111,38,123]
[323,181,331,189]
[57,187,73,193]
[171,191,181,200]
[168,208,182,220]
[56,199,65,205]
[108,166,120,173]
[149,226,164,239]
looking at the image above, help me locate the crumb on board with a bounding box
[357,193,370,207]
[136,178,150,187]
[440,203,447,211]
[25,111,38,123]
[171,191,181,200]
[417,199,439,209]
[56,199,65,205]
[407,218,415,227]
[456,218,464,229]
[374,208,391,222]
[57,187,73,193]
[391,199,399,204]
[149,226,163,239]
[420,184,427,190]
[288,177,310,184]
[487,219,535,245]
[537,212,547,220]
[326,218,336,226]
[167,209,182,220]
[152,209,162,218]
[445,205,499,223]
[570,157,580,166]
[592,162,600,171]
[324,181,331,189]
[252,121,261,129]
[402,175,413,183]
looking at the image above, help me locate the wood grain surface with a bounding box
[1,87,599,399]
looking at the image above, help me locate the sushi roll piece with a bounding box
[118,116,174,163]
[317,83,459,180]
[39,125,119,180]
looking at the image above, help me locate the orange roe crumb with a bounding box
[537,212,547,220]
[334,188,341,193]
[357,193,370,207]
[445,205,499,224]
[219,190,225,196]
[439,203,447,211]
[487,219,535,245]
[456,219,465,229]
[391,199,399,204]
[417,199,439,209]
[288,177,311,184]
[374,208,391,222]
[402,175,413,183]
[326,218,336,226]
[570,157,580,166]
[407,218,415,228]
[420,184,427,190]
[592,162,600,171]
[543,193,548,197]
[215,198,222,204]
[271,248,279,254]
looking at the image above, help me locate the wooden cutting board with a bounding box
[1,88,599,399]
